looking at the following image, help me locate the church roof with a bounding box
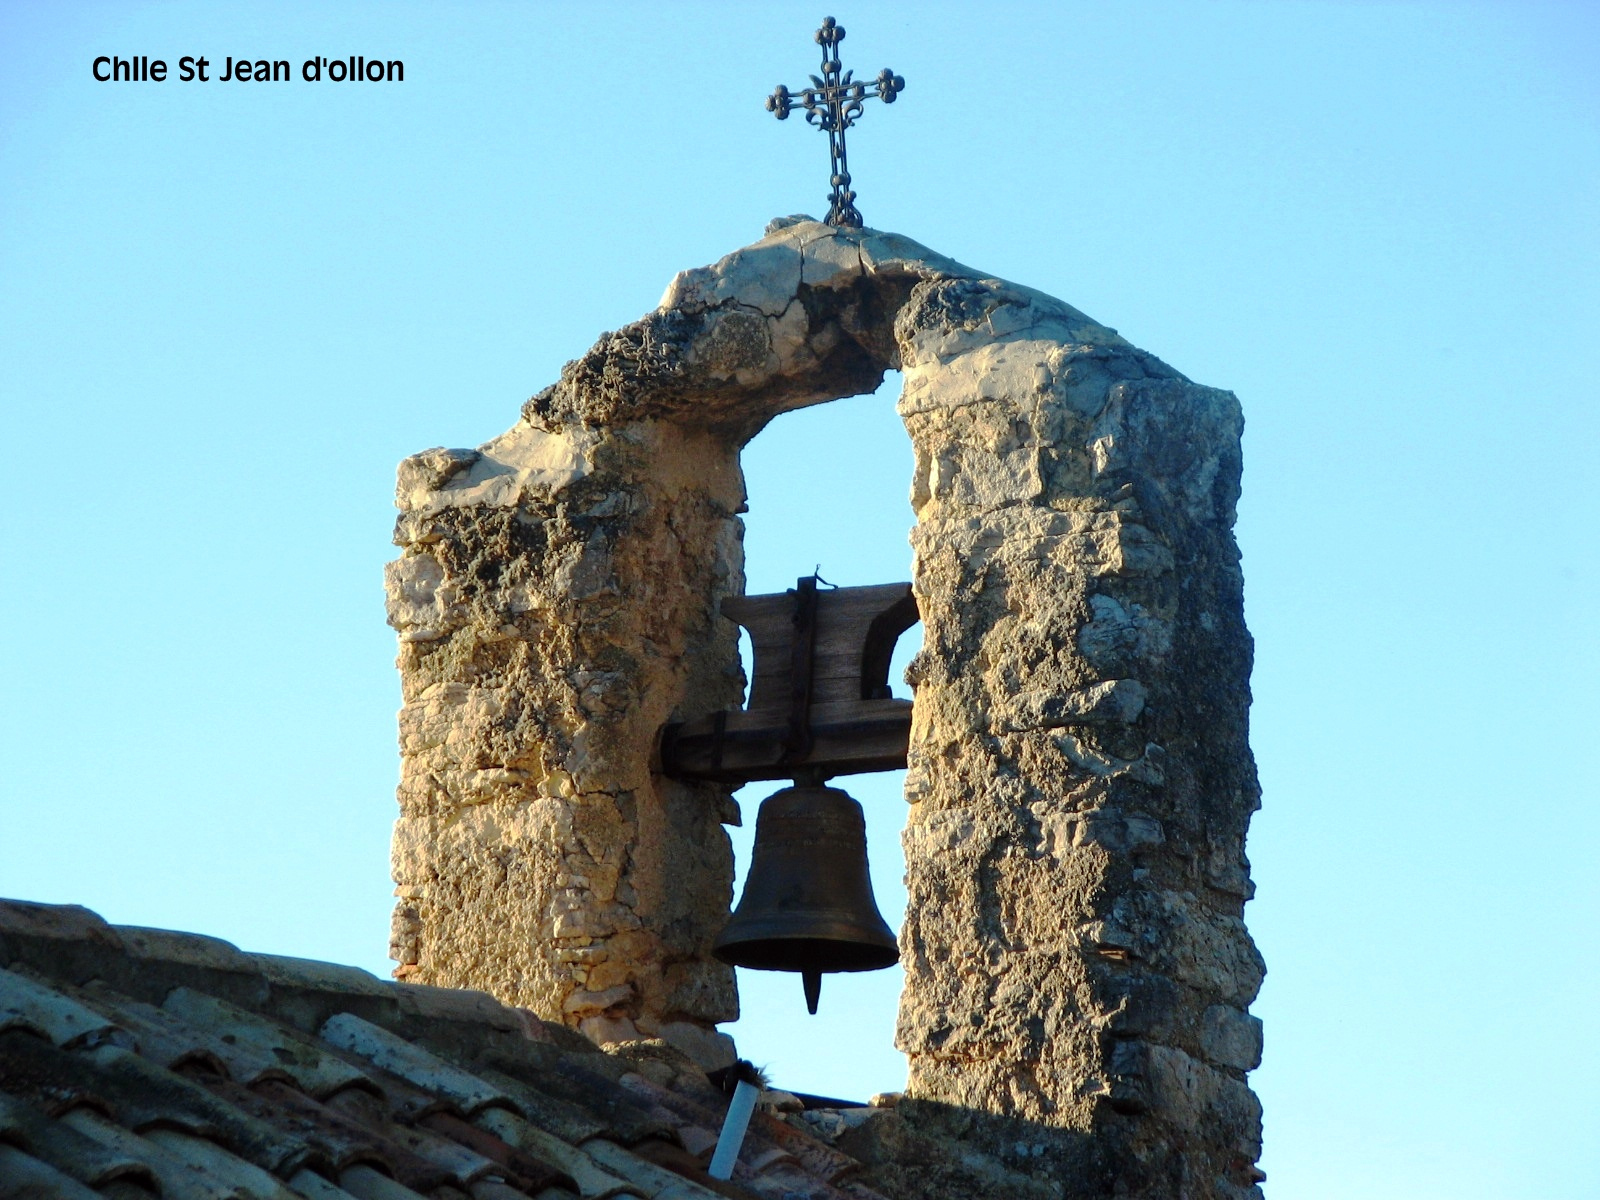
[0,898,889,1200]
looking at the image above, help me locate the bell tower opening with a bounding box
[721,369,920,1103]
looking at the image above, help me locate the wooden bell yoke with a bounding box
[659,577,918,786]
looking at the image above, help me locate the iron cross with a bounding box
[766,17,906,229]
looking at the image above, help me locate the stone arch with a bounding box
[385,218,1263,1192]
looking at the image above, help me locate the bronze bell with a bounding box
[713,782,899,1014]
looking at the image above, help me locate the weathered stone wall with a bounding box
[386,218,1262,1195]
[890,278,1264,1197]
[385,421,749,1067]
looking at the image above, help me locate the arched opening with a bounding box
[720,369,919,1102]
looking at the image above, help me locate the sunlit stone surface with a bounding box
[387,217,1262,1197]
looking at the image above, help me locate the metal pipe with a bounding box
[708,1062,765,1180]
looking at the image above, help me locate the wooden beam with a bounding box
[659,581,919,785]
[659,698,913,784]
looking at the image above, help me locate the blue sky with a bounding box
[2,3,1596,1196]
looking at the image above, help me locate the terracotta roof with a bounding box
[0,898,893,1200]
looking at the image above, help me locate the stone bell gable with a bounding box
[385,217,1264,1198]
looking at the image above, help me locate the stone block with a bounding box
[1201,1005,1264,1071]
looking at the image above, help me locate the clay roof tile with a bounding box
[0,1089,158,1192]
[472,1107,644,1198]
[578,1136,729,1200]
[0,1142,105,1199]
[0,965,132,1050]
[163,987,375,1098]
[321,1012,519,1118]
[0,898,884,1200]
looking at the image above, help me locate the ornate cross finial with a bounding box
[765,16,905,229]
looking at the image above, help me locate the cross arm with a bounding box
[766,69,905,126]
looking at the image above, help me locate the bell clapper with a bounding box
[796,770,830,1014]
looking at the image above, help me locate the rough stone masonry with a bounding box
[385,218,1264,1198]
